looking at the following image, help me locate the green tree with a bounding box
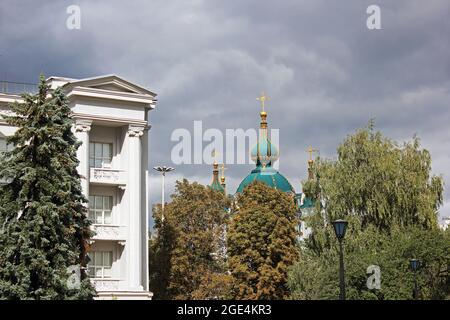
[149,179,231,299]
[303,122,443,232]
[289,124,448,300]
[288,220,450,300]
[227,181,298,299]
[0,75,95,299]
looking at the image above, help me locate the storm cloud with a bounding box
[1,0,449,226]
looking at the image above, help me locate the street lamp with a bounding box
[410,259,420,300]
[332,219,348,300]
[153,166,175,222]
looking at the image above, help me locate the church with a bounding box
[209,94,316,240]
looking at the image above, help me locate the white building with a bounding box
[0,75,156,300]
[440,217,450,230]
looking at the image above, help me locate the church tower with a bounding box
[236,93,294,194]
[210,156,225,193]
[296,146,317,240]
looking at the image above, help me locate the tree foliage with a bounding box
[227,181,298,299]
[288,219,450,300]
[0,75,95,299]
[149,179,231,299]
[289,123,448,300]
[303,123,443,231]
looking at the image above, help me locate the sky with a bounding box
[1,0,449,226]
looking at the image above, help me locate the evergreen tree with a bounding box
[149,179,231,299]
[227,181,298,299]
[0,75,95,299]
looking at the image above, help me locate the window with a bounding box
[89,142,112,168]
[0,137,12,153]
[89,195,112,224]
[88,251,113,278]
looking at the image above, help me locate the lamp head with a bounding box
[332,219,348,241]
[153,166,175,174]
[410,259,420,272]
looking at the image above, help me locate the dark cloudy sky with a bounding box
[1,0,449,225]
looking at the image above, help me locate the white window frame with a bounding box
[89,195,113,225]
[89,142,113,169]
[88,251,113,279]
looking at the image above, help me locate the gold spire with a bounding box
[257,92,269,129]
[220,164,226,183]
[212,162,219,185]
[220,164,226,192]
[306,146,318,180]
[212,149,220,179]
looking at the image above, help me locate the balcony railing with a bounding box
[90,168,126,186]
[0,81,38,95]
[91,224,127,242]
[90,278,122,291]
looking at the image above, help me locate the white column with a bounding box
[127,125,144,290]
[74,120,92,198]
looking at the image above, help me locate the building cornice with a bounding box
[73,113,150,129]
[66,86,156,109]
[61,74,157,96]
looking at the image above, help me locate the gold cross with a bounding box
[257,92,269,113]
[306,146,318,161]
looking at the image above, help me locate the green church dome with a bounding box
[210,179,225,192]
[236,94,294,194]
[236,165,294,193]
[250,136,279,167]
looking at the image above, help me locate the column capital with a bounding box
[128,125,145,137]
[75,119,92,132]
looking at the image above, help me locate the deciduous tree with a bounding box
[227,181,298,299]
[289,123,448,300]
[149,179,231,299]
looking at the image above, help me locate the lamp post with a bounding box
[410,259,420,300]
[153,166,174,222]
[332,219,348,300]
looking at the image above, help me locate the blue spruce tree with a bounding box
[0,75,95,299]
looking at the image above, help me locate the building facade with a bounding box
[0,75,156,299]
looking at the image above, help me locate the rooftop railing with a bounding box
[0,81,38,95]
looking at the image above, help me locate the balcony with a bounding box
[90,278,122,291]
[90,168,126,186]
[91,224,127,242]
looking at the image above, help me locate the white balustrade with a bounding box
[91,224,127,241]
[90,168,126,186]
